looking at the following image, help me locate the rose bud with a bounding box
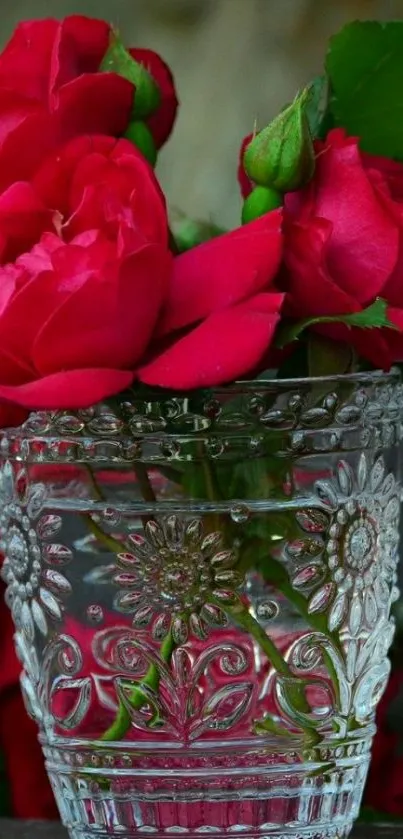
[124,120,157,165]
[242,185,282,224]
[101,30,160,119]
[244,88,315,193]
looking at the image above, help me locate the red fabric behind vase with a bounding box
[364,668,403,817]
[0,583,57,819]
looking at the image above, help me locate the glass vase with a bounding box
[0,371,402,839]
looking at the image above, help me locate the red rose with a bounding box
[0,134,171,412]
[239,128,403,367]
[283,129,403,366]
[0,16,178,190]
[139,211,284,389]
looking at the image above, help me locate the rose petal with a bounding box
[0,181,54,263]
[33,244,171,374]
[50,16,110,93]
[55,72,133,141]
[0,345,34,381]
[364,172,403,309]
[284,218,359,318]
[362,149,403,198]
[238,133,253,198]
[139,292,283,389]
[0,260,90,367]
[0,265,18,317]
[16,232,65,274]
[67,139,168,246]
[381,239,403,309]
[0,19,59,101]
[32,134,117,215]
[377,306,403,363]
[0,108,57,191]
[0,368,134,410]
[33,135,168,247]
[159,211,283,336]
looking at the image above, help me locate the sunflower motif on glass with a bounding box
[0,462,72,640]
[288,455,399,636]
[113,515,243,643]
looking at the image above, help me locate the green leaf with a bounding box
[100,30,160,119]
[305,75,330,138]
[327,20,403,159]
[253,714,294,737]
[276,298,396,348]
[345,297,395,328]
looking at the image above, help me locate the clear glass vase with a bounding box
[1,371,402,839]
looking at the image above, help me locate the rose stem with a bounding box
[132,463,157,526]
[196,455,312,718]
[82,466,126,552]
[272,573,342,706]
[85,515,127,554]
[228,603,292,676]
[197,460,300,685]
[100,630,175,742]
[226,601,310,715]
[249,532,343,702]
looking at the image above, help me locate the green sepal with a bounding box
[124,121,157,166]
[101,31,160,119]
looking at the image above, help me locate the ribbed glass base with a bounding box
[45,738,367,839]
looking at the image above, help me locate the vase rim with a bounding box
[109,367,402,401]
[228,366,400,391]
[129,368,401,398]
[0,368,401,461]
[0,371,400,431]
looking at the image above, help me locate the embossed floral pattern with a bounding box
[0,461,72,640]
[0,374,401,838]
[113,515,243,643]
[288,454,400,636]
[53,624,256,741]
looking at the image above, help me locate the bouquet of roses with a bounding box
[0,17,402,430]
[0,12,403,824]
